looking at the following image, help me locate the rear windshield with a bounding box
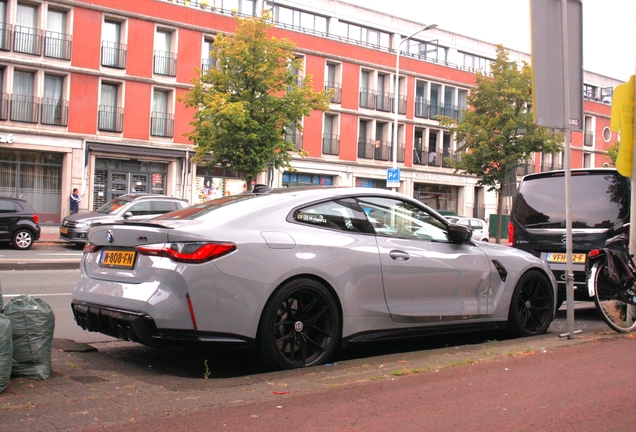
[514,172,629,229]
[153,194,255,220]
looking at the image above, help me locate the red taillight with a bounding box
[136,242,236,264]
[588,249,601,258]
[33,214,39,224]
[507,221,514,246]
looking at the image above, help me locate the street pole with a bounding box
[391,24,437,191]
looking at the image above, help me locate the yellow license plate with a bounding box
[60,227,68,234]
[100,250,136,268]
[546,253,586,264]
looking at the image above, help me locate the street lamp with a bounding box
[391,24,438,189]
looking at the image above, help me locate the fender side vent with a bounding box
[492,260,508,282]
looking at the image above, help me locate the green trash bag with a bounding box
[4,296,55,380]
[0,314,11,392]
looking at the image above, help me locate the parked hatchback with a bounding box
[446,216,490,242]
[0,197,41,250]
[60,194,189,245]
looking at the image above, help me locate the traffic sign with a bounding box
[387,168,400,188]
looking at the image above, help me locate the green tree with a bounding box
[439,45,562,243]
[182,14,331,183]
[606,142,619,166]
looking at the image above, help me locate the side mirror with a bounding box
[447,223,472,244]
[123,211,133,219]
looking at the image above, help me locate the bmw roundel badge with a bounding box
[107,229,114,244]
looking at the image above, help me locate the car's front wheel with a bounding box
[257,278,340,370]
[507,270,554,336]
[12,228,34,250]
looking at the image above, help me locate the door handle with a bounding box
[389,250,410,261]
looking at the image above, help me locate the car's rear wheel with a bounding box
[12,228,34,250]
[507,270,554,336]
[257,278,340,370]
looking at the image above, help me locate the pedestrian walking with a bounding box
[70,188,80,214]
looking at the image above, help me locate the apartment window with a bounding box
[0,67,6,120]
[41,74,67,126]
[202,38,215,72]
[151,89,173,137]
[322,115,339,155]
[583,116,594,146]
[284,122,302,150]
[415,80,429,118]
[45,9,71,60]
[583,84,597,101]
[394,75,406,115]
[14,3,41,55]
[429,84,442,118]
[443,86,458,119]
[601,87,613,104]
[11,70,38,123]
[0,0,10,51]
[325,63,341,104]
[375,122,390,161]
[406,39,439,62]
[154,29,176,76]
[413,129,426,165]
[218,0,255,16]
[359,70,375,109]
[98,83,123,132]
[102,20,126,69]
[376,74,391,112]
[358,119,373,159]
[462,52,492,74]
[583,153,591,168]
[341,21,389,48]
[271,3,327,33]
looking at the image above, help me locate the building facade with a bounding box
[0,0,620,224]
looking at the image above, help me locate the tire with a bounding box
[12,228,34,250]
[507,270,554,337]
[257,278,340,370]
[591,262,636,333]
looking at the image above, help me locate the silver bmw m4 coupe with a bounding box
[72,187,557,370]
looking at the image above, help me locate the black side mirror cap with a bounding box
[447,223,472,244]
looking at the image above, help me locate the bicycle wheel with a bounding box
[591,261,636,333]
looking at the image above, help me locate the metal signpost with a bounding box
[530,0,583,338]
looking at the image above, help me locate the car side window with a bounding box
[357,196,448,241]
[472,220,484,230]
[0,200,17,213]
[458,219,470,227]
[294,198,374,233]
[151,200,174,215]
[127,201,151,216]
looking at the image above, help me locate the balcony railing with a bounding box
[584,132,594,146]
[413,148,426,165]
[44,31,72,60]
[101,41,127,69]
[13,26,42,55]
[374,140,391,161]
[376,91,392,112]
[429,103,443,118]
[153,50,177,76]
[40,98,69,126]
[325,81,342,104]
[98,106,124,132]
[0,24,12,51]
[541,163,563,173]
[426,148,439,166]
[285,132,303,150]
[150,112,174,137]
[516,163,536,176]
[322,134,340,155]
[396,95,407,115]
[443,105,460,120]
[392,143,405,163]
[442,151,456,168]
[357,139,375,159]
[10,94,40,123]
[0,93,8,121]
[414,98,429,118]
[359,88,376,109]
[201,57,216,72]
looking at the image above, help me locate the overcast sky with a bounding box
[344,0,635,82]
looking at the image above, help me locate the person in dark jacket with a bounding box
[70,188,81,214]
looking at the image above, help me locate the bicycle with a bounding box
[586,225,636,333]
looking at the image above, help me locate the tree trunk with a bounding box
[495,188,505,244]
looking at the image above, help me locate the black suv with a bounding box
[509,168,630,305]
[0,197,41,250]
[60,194,189,245]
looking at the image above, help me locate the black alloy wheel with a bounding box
[507,270,554,336]
[258,278,340,370]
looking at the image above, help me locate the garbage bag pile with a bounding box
[0,294,55,393]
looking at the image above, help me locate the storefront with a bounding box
[281,171,334,187]
[413,183,459,215]
[355,177,389,189]
[194,165,246,201]
[0,148,62,224]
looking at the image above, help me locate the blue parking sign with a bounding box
[387,168,400,182]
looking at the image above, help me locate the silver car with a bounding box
[71,187,557,370]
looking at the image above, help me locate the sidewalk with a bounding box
[0,326,628,431]
[38,225,64,244]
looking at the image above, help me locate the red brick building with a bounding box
[0,0,619,223]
